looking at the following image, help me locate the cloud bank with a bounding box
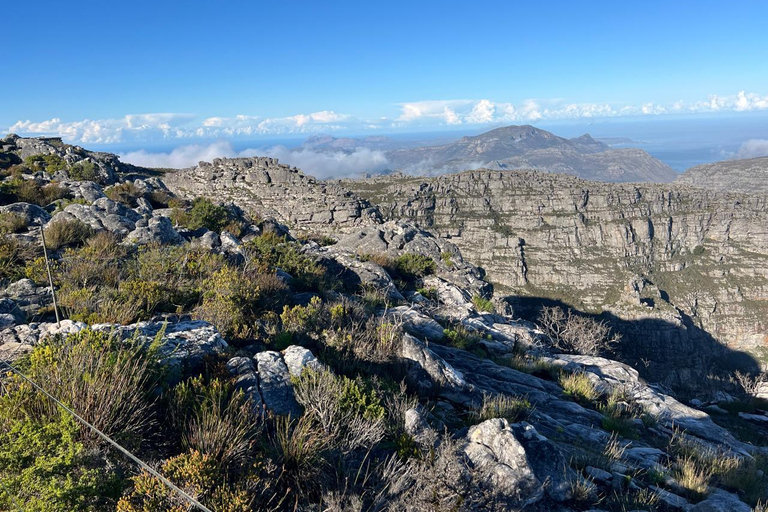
[736,139,768,159]
[120,141,390,179]
[9,90,768,145]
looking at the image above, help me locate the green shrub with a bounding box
[116,450,251,512]
[559,371,600,403]
[393,253,436,280]
[24,154,68,174]
[8,329,159,445]
[195,265,261,339]
[0,413,122,511]
[243,232,327,290]
[68,161,100,181]
[472,295,495,313]
[44,218,94,250]
[443,325,487,358]
[1,178,71,206]
[172,197,231,232]
[440,252,453,267]
[416,287,437,301]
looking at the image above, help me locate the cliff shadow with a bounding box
[506,295,761,398]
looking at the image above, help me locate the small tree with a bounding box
[538,305,620,356]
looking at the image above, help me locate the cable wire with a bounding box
[0,358,214,512]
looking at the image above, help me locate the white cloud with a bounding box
[9,90,768,145]
[120,141,390,179]
[736,139,768,159]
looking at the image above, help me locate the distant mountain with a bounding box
[385,125,678,183]
[677,156,768,194]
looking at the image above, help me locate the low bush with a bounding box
[393,253,436,280]
[24,154,68,174]
[68,161,101,182]
[170,376,258,471]
[470,393,531,424]
[44,218,94,250]
[0,235,36,281]
[0,212,27,234]
[105,182,143,207]
[538,305,620,356]
[0,413,122,511]
[172,197,232,232]
[472,294,495,313]
[116,450,251,512]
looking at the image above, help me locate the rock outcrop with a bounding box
[162,157,382,233]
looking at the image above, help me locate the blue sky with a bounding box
[3,0,768,146]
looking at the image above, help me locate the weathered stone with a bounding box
[463,418,543,506]
[387,306,445,341]
[689,489,750,512]
[282,345,323,378]
[1,202,50,226]
[254,351,301,417]
[125,216,184,245]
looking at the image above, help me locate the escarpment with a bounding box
[343,170,768,387]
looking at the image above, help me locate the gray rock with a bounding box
[649,486,691,510]
[463,418,543,506]
[1,202,50,226]
[191,230,220,250]
[585,466,612,483]
[688,489,751,512]
[282,345,323,378]
[401,333,470,403]
[254,351,301,417]
[125,216,184,245]
[387,306,445,341]
[227,356,264,418]
[509,422,574,502]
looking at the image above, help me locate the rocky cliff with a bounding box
[677,156,768,194]
[343,170,768,387]
[163,156,381,232]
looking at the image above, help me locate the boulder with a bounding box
[254,351,302,417]
[1,202,50,226]
[401,333,470,403]
[282,345,323,378]
[387,306,445,341]
[125,216,184,245]
[463,418,543,506]
[227,356,264,418]
[688,490,751,512]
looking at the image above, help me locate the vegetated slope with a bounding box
[1,135,767,512]
[677,156,768,194]
[344,169,768,389]
[385,125,679,183]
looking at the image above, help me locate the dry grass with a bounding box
[602,432,628,462]
[559,371,600,403]
[171,376,258,471]
[10,329,158,448]
[470,393,532,424]
[44,218,94,250]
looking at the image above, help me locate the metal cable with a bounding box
[0,358,214,512]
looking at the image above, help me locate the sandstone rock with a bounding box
[1,202,50,226]
[463,418,543,506]
[125,216,184,245]
[227,356,264,418]
[401,333,469,402]
[254,351,301,417]
[689,489,750,512]
[387,306,445,341]
[282,345,323,378]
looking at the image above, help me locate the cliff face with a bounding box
[677,156,768,194]
[343,170,768,385]
[163,157,382,232]
[163,158,768,390]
